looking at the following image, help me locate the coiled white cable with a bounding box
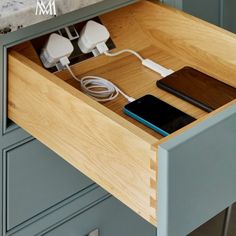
[64,63,135,103]
[60,45,173,103]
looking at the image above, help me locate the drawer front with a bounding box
[43,196,156,236]
[7,139,93,230]
[158,104,236,236]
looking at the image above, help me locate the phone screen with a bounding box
[124,95,196,136]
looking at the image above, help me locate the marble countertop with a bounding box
[0,0,103,34]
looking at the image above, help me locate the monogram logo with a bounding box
[35,0,57,15]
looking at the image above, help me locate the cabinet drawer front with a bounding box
[158,104,236,236]
[7,139,93,230]
[7,1,236,234]
[43,197,156,236]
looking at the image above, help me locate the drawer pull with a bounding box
[87,228,99,236]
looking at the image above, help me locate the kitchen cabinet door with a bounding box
[6,139,93,230]
[163,0,236,33]
[222,0,236,33]
[182,0,221,26]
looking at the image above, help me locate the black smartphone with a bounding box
[157,66,236,112]
[124,95,196,136]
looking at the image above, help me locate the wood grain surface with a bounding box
[8,1,236,226]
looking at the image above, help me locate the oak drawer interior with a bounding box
[7,1,236,226]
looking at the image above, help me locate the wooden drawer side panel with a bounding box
[8,51,158,225]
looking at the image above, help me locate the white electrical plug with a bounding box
[78,20,110,54]
[40,33,74,68]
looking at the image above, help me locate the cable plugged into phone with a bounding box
[78,20,174,77]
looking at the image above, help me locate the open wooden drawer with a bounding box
[7,1,236,236]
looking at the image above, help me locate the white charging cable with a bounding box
[60,57,135,103]
[60,44,174,102]
[104,49,144,62]
[59,40,174,103]
[41,31,172,103]
[96,42,174,78]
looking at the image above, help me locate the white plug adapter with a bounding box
[40,33,74,68]
[78,20,110,54]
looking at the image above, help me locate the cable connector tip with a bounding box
[127,97,136,103]
[142,59,174,77]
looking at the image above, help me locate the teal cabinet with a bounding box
[6,139,93,230]
[222,0,236,33]
[44,197,156,236]
[158,105,236,236]
[0,1,138,236]
[1,1,236,236]
[182,0,221,26]
[7,187,110,236]
[164,0,236,33]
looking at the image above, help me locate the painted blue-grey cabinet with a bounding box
[164,0,236,33]
[162,1,236,235]
[6,139,93,230]
[222,0,236,33]
[0,1,140,236]
[182,0,221,25]
[43,197,156,236]
[6,187,111,236]
[158,104,236,236]
[1,1,236,236]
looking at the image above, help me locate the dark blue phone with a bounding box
[123,95,196,136]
